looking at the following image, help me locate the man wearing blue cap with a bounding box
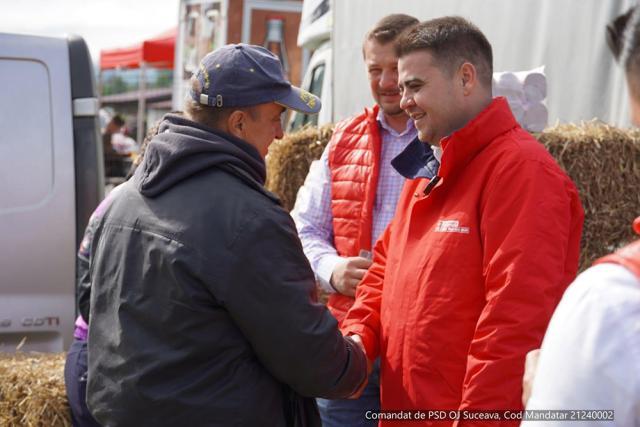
[86,44,368,427]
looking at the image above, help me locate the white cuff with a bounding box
[316,254,344,294]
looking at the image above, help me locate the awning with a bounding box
[100,27,177,70]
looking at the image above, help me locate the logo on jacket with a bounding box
[435,220,470,234]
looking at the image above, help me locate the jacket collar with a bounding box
[369,103,380,119]
[134,114,272,200]
[391,137,439,180]
[438,97,518,178]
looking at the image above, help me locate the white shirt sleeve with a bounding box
[523,263,640,427]
[290,144,342,294]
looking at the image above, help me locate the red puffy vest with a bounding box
[327,106,382,324]
[594,217,640,279]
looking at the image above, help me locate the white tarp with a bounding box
[333,0,636,127]
[493,67,548,132]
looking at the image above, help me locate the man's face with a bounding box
[106,121,122,134]
[242,102,285,157]
[398,50,465,145]
[364,39,404,117]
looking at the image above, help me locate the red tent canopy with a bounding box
[100,27,177,70]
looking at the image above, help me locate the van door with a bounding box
[0,33,101,352]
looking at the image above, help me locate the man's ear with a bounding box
[459,62,477,95]
[227,110,246,138]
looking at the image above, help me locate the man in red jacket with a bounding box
[342,17,584,425]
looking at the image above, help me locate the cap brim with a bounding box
[275,86,322,114]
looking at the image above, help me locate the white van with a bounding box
[286,0,331,132]
[0,33,103,352]
[287,40,331,131]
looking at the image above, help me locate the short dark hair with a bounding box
[184,77,258,129]
[395,16,493,88]
[365,14,419,46]
[111,114,125,127]
[607,7,640,98]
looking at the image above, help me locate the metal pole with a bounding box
[98,69,103,102]
[136,62,147,144]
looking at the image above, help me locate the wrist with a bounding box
[329,271,340,292]
[317,254,343,293]
[345,329,378,363]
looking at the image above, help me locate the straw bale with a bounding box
[539,121,640,271]
[0,352,71,427]
[266,124,334,211]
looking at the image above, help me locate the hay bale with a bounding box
[0,352,71,427]
[270,122,640,273]
[539,121,640,271]
[266,124,334,211]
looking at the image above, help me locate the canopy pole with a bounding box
[98,70,103,103]
[136,61,147,145]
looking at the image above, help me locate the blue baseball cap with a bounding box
[191,43,321,114]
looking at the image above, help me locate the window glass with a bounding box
[0,59,53,210]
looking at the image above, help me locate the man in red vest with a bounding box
[341,17,584,425]
[291,14,424,427]
[522,8,640,425]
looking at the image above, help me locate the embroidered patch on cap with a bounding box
[299,89,316,109]
[200,62,211,90]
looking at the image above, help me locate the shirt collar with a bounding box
[376,108,415,137]
[391,137,440,180]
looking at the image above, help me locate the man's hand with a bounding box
[522,348,541,406]
[330,256,373,297]
[348,334,373,399]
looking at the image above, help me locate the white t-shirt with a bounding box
[523,263,640,427]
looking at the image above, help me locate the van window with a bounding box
[0,59,53,210]
[289,62,325,131]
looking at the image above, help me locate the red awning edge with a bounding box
[100,27,177,70]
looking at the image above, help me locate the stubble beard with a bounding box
[379,103,404,117]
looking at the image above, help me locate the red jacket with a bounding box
[327,106,382,324]
[342,98,584,425]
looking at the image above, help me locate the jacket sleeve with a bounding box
[218,205,367,399]
[77,251,92,322]
[78,184,123,322]
[457,158,583,421]
[290,143,342,293]
[77,211,103,322]
[339,219,391,362]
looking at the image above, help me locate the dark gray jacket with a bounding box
[86,114,367,427]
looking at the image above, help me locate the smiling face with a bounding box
[398,50,468,145]
[364,39,404,117]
